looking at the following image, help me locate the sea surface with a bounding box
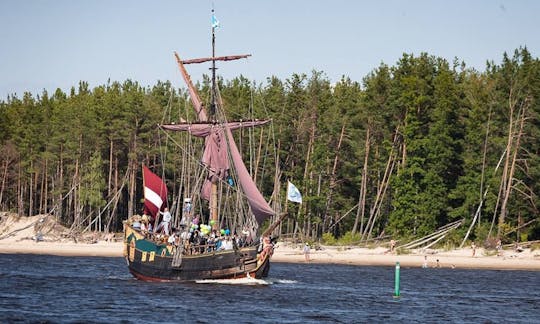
[0,254,539,323]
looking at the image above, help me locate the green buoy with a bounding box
[394,262,400,298]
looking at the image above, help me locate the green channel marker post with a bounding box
[394,262,400,298]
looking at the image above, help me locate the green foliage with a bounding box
[337,231,362,245]
[0,48,539,242]
[321,231,361,246]
[81,151,106,209]
[471,222,492,245]
[321,232,336,245]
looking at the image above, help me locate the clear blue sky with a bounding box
[1,0,539,101]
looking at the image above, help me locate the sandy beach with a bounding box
[1,213,539,270]
[272,243,540,270]
[1,240,540,270]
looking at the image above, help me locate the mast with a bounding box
[167,11,271,229]
[210,8,218,230]
[210,8,217,119]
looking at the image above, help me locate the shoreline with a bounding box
[2,214,538,271]
[1,240,539,271]
[272,245,540,271]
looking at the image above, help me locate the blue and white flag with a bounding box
[287,181,302,204]
[211,14,220,29]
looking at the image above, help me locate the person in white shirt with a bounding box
[156,208,172,235]
[167,232,176,245]
[221,237,234,250]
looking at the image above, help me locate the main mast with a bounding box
[210,9,217,119]
[210,8,218,230]
[170,11,268,229]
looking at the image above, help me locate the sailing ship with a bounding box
[123,13,281,282]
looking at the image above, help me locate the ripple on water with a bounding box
[0,255,538,323]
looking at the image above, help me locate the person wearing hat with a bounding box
[303,243,311,262]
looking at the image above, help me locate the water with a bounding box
[0,254,539,323]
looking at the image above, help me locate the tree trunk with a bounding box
[108,138,113,222]
[301,112,317,235]
[352,127,370,235]
[17,156,23,215]
[128,131,137,219]
[29,160,33,217]
[361,126,399,241]
[58,143,64,221]
[479,107,492,227]
[323,123,346,235]
[497,97,528,238]
[0,160,8,208]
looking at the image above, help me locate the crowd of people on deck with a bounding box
[129,205,266,256]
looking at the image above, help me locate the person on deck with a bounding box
[220,236,234,250]
[258,236,274,261]
[140,215,151,234]
[167,230,177,245]
[180,198,192,227]
[132,219,141,231]
[156,208,172,236]
[214,236,222,251]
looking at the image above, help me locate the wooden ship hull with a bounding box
[123,224,271,282]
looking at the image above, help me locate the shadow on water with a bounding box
[0,254,539,323]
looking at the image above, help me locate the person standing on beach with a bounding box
[471,241,476,257]
[496,239,502,256]
[422,256,428,268]
[303,243,310,262]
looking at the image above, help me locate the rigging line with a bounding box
[94,169,129,220]
[158,125,248,203]
[227,82,277,195]
[249,84,254,176]
[157,89,177,180]
[257,92,281,207]
[157,128,168,182]
[221,124,274,221]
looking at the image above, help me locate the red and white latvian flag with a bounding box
[143,166,168,218]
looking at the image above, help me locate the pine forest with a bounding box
[1,48,539,247]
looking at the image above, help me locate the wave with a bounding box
[196,276,270,285]
[195,277,298,286]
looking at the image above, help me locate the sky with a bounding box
[1,0,539,101]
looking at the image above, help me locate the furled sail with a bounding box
[174,52,208,122]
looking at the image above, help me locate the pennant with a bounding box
[143,166,168,218]
[287,181,302,204]
[211,14,220,29]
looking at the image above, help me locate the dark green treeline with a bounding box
[1,48,539,245]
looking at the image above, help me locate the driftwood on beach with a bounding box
[397,220,462,251]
